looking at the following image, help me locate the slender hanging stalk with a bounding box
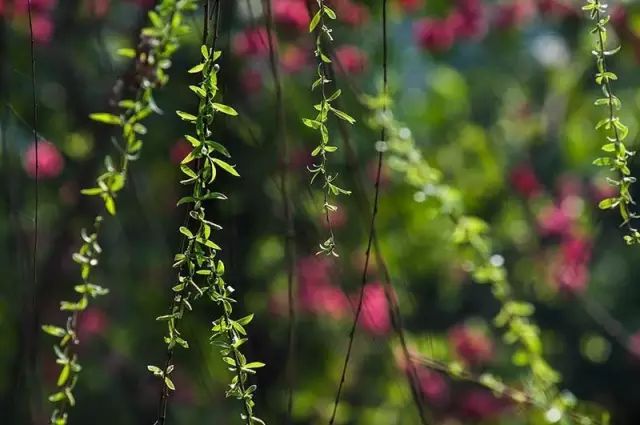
[328,2,430,424]
[304,0,355,257]
[583,0,640,244]
[261,0,298,421]
[150,2,264,424]
[41,2,197,424]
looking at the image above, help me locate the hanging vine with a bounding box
[583,0,640,244]
[41,1,197,424]
[149,3,264,423]
[364,97,580,417]
[304,0,355,257]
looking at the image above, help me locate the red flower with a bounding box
[537,205,572,237]
[458,390,509,420]
[232,27,270,58]
[537,0,578,19]
[448,324,494,366]
[509,163,541,199]
[274,0,309,32]
[335,45,368,74]
[494,0,537,30]
[416,367,449,405]
[281,45,309,74]
[554,262,589,294]
[357,282,392,336]
[297,257,350,318]
[452,0,487,40]
[170,138,191,165]
[414,18,457,52]
[628,331,640,361]
[23,141,64,179]
[321,205,348,230]
[395,0,423,13]
[240,68,263,94]
[78,307,109,340]
[334,0,369,27]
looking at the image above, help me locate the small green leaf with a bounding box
[212,103,238,116]
[212,158,240,177]
[89,113,121,125]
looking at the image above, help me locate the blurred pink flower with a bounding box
[232,27,270,58]
[628,331,640,361]
[87,0,110,18]
[297,256,350,318]
[78,307,109,340]
[240,68,263,94]
[274,0,309,32]
[452,0,487,40]
[509,163,541,199]
[494,0,537,30]
[281,45,309,74]
[417,367,449,405]
[334,0,369,27]
[414,17,457,52]
[458,389,508,420]
[23,140,64,179]
[32,14,54,43]
[537,205,572,237]
[335,45,368,74]
[357,282,392,336]
[395,0,423,13]
[590,180,617,204]
[321,205,348,230]
[170,138,191,165]
[448,324,494,366]
[552,235,591,294]
[538,0,578,19]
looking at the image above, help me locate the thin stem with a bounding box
[27,2,39,422]
[262,0,297,421]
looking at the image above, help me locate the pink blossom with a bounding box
[448,324,494,366]
[458,390,508,420]
[31,14,54,43]
[321,205,348,230]
[452,0,487,40]
[281,45,309,74]
[357,282,392,336]
[334,0,369,27]
[416,367,449,405]
[274,0,309,32]
[537,205,572,237]
[23,141,64,179]
[240,68,263,94]
[87,0,111,18]
[170,138,191,165]
[395,0,423,13]
[537,0,578,19]
[628,331,640,361]
[494,0,537,30]
[414,18,457,52]
[297,257,350,318]
[335,45,368,74]
[78,307,109,340]
[590,180,617,204]
[554,262,589,294]
[366,159,391,189]
[509,163,541,199]
[232,27,270,58]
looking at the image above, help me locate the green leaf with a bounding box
[188,63,205,74]
[244,362,266,369]
[57,364,70,386]
[89,113,121,125]
[212,158,240,177]
[42,325,66,337]
[116,48,136,58]
[212,103,238,116]
[331,107,356,124]
[179,226,194,238]
[598,198,619,210]
[309,10,321,32]
[176,111,197,122]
